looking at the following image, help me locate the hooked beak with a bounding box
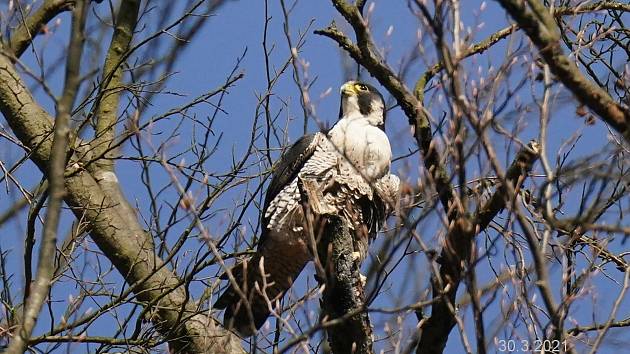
[340,81,358,96]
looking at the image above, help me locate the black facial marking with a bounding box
[338,94,344,119]
[358,92,375,116]
[355,83,385,120]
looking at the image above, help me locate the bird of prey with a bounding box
[214,81,400,337]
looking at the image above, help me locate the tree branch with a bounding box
[88,0,145,249]
[318,215,373,354]
[0,19,244,354]
[414,24,518,101]
[414,0,630,102]
[554,1,630,16]
[498,0,630,142]
[474,141,540,229]
[417,142,540,354]
[7,0,74,58]
[5,1,88,353]
[92,0,140,172]
[567,316,630,336]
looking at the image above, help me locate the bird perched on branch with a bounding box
[214,81,400,337]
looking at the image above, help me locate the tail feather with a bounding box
[214,242,309,337]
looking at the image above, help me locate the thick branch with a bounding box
[88,0,145,246]
[7,0,74,58]
[92,0,140,172]
[0,31,243,354]
[417,142,540,354]
[318,215,373,354]
[474,141,540,229]
[6,2,87,352]
[498,0,630,142]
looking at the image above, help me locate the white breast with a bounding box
[328,118,392,180]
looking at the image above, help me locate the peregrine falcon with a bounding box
[214,81,400,337]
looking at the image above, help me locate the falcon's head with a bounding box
[339,81,386,128]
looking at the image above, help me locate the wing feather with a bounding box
[261,132,323,237]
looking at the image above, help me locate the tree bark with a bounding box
[318,215,374,354]
[0,25,244,354]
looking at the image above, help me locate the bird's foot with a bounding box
[351,251,361,261]
[359,273,367,287]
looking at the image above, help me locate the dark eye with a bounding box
[356,84,368,91]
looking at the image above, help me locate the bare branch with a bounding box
[7,0,74,58]
[5,1,88,352]
[498,0,630,142]
[417,142,540,354]
[318,215,373,354]
[91,0,141,173]
[0,12,244,354]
